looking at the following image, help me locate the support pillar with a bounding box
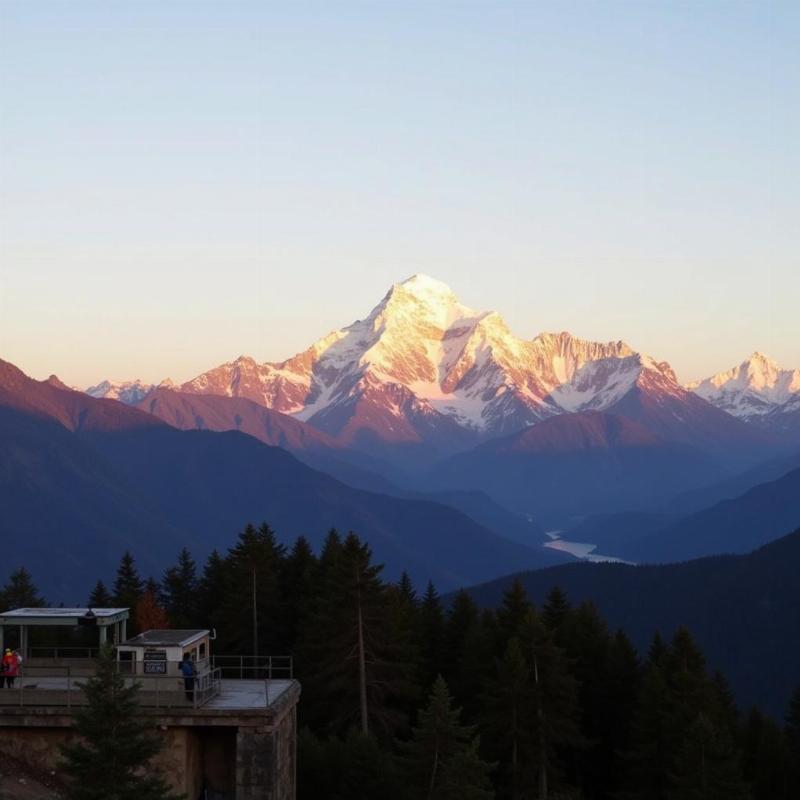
[99,626,107,647]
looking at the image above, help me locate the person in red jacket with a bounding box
[2,649,19,688]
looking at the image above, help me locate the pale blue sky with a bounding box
[1,1,797,386]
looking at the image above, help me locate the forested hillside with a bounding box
[3,525,797,800]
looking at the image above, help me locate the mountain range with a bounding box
[1,358,563,600]
[88,275,786,466]
[5,274,800,599]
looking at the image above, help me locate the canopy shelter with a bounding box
[0,607,130,658]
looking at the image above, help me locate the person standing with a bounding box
[2,648,19,688]
[179,653,195,703]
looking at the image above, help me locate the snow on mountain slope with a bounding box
[86,276,777,460]
[177,275,667,447]
[86,378,174,405]
[688,353,800,420]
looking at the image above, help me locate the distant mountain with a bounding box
[669,446,800,515]
[131,388,552,549]
[0,359,161,433]
[84,274,775,468]
[463,528,800,717]
[86,378,172,405]
[689,352,800,441]
[430,410,727,523]
[619,466,800,563]
[1,357,552,598]
[136,388,343,453]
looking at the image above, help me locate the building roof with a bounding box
[121,629,209,648]
[0,608,129,625]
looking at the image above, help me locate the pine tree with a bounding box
[60,644,180,800]
[386,576,422,732]
[336,730,404,800]
[216,522,286,655]
[741,707,792,800]
[517,608,582,799]
[281,536,319,651]
[623,627,731,800]
[419,581,445,691]
[496,580,532,644]
[88,580,112,608]
[556,600,615,794]
[542,586,572,635]
[397,571,417,605]
[400,676,494,800]
[785,686,800,757]
[196,549,225,631]
[112,552,144,629]
[0,567,44,609]
[454,609,499,723]
[479,637,534,797]
[442,589,479,690]
[623,659,672,800]
[784,686,800,793]
[298,532,414,737]
[669,713,750,799]
[161,547,199,628]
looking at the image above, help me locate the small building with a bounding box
[0,614,300,798]
[116,629,211,677]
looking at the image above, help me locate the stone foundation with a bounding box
[0,681,299,799]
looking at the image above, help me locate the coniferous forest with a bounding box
[2,523,799,800]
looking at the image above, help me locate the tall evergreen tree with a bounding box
[517,608,582,799]
[161,547,199,628]
[669,713,750,800]
[480,637,534,797]
[112,552,144,617]
[442,589,480,689]
[196,549,225,631]
[784,686,800,793]
[496,580,532,645]
[60,644,180,800]
[88,580,112,608]
[419,581,445,691]
[400,676,494,800]
[741,707,792,800]
[216,522,286,655]
[542,586,572,635]
[298,532,414,738]
[281,536,319,651]
[1,567,44,609]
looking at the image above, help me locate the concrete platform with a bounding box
[206,679,293,710]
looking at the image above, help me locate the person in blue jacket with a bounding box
[180,653,195,703]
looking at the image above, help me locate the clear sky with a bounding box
[1,1,797,387]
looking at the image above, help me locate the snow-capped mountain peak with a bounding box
[86,379,156,405]
[689,353,800,419]
[169,278,693,447]
[90,277,730,454]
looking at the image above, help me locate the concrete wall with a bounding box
[236,705,296,800]
[0,725,195,796]
[0,681,300,799]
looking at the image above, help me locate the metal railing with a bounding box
[211,654,293,681]
[29,646,101,660]
[0,664,222,710]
